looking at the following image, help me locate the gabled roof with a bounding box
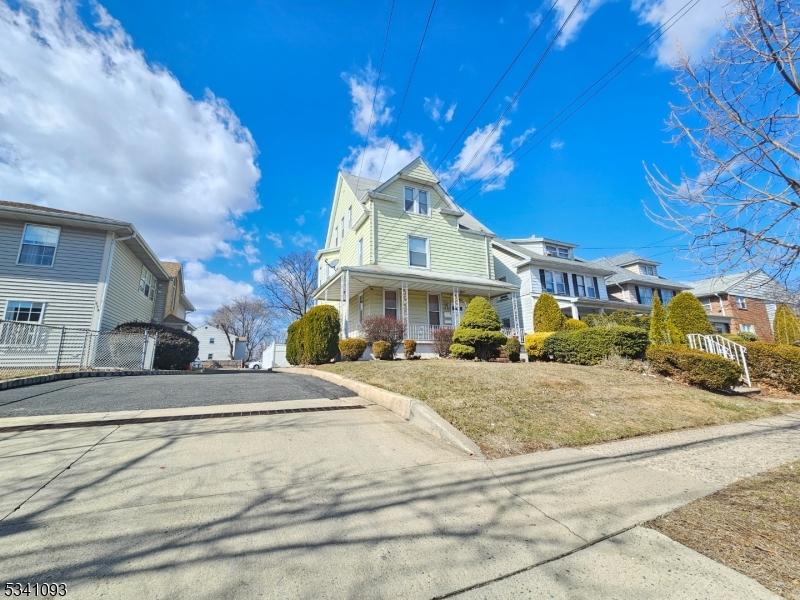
[508,236,577,249]
[494,238,614,276]
[592,256,688,289]
[689,270,795,302]
[602,251,660,267]
[340,172,381,201]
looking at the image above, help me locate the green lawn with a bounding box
[319,360,795,458]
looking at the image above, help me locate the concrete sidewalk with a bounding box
[0,401,796,598]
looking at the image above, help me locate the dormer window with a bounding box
[404,186,430,216]
[545,245,570,259]
[641,264,657,276]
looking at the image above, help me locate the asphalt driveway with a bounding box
[0,372,353,417]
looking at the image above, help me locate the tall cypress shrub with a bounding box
[286,319,303,365]
[301,305,340,364]
[533,293,565,332]
[773,304,800,344]
[667,292,714,337]
[648,295,670,345]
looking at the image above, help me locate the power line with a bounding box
[376,0,438,182]
[446,0,584,192]
[431,0,559,175]
[456,0,702,203]
[354,0,396,189]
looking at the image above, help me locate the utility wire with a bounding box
[431,0,559,175]
[376,0,438,182]
[446,0,584,192]
[456,0,702,203]
[354,0,396,190]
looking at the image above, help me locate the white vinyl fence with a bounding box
[0,320,157,380]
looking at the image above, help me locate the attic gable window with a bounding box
[404,186,430,216]
[545,245,569,259]
[18,224,60,267]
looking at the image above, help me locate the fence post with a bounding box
[55,326,65,372]
[140,329,149,370]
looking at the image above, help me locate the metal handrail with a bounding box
[686,333,751,386]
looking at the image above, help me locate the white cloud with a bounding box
[0,1,260,263]
[527,11,543,29]
[342,66,392,137]
[550,139,565,150]
[290,232,316,248]
[553,0,610,48]
[423,96,457,124]
[295,214,306,226]
[265,232,283,248]
[445,120,515,192]
[340,133,424,182]
[512,127,536,149]
[632,0,730,66]
[183,260,255,323]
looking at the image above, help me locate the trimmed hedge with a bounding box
[286,320,303,365]
[582,310,649,330]
[339,338,367,361]
[449,343,475,360]
[302,305,340,364]
[745,342,800,393]
[667,292,714,337]
[113,322,198,370]
[563,318,587,331]
[451,297,507,360]
[533,293,565,332]
[504,336,521,362]
[647,345,742,391]
[524,332,554,360]
[543,326,649,365]
[372,340,393,360]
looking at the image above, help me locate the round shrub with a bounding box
[533,293,565,332]
[338,338,367,361]
[452,297,507,360]
[286,319,303,365]
[773,305,800,345]
[372,340,393,360]
[403,339,417,359]
[524,332,554,360]
[363,316,405,357]
[745,342,800,393]
[543,326,649,365]
[647,346,742,391]
[504,336,521,362]
[563,318,587,331]
[301,305,340,364]
[113,322,198,370]
[667,292,714,336]
[449,343,476,360]
[433,327,453,357]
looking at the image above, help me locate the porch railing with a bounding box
[686,333,751,386]
[348,323,520,342]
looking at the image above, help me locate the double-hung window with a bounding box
[139,266,156,300]
[739,324,755,333]
[1,301,45,346]
[735,296,748,310]
[542,270,568,295]
[573,275,598,299]
[18,224,60,267]
[384,290,398,319]
[428,294,441,326]
[404,186,430,216]
[638,286,654,305]
[4,300,44,323]
[408,235,429,268]
[545,245,569,259]
[209,337,215,345]
[641,264,657,276]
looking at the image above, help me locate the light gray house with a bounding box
[0,200,193,332]
[591,252,689,309]
[194,324,247,364]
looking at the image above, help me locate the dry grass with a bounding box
[650,461,800,599]
[319,360,794,458]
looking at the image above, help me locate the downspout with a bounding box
[714,293,726,316]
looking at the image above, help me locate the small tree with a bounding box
[774,304,800,344]
[301,305,340,364]
[667,292,714,338]
[258,251,317,319]
[211,297,274,362]
[534,293,565,332]
[451,297,507,360]
[362,316,405,358]
[648,295,671,346]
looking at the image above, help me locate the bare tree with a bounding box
[645,0,799,290]
[210,297,274,362]
[258,251,317,319]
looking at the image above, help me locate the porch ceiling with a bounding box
[314,265,518,301]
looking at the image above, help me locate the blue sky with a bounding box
[0,0,731,319]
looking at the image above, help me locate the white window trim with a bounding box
[3,299,46,324]
[408,234,431,269]
[356,237,364,266]
[404,186,432,217]
[383,288,399,319]
[735,296,748,310]
[427,293,442,327]
[16,223,61,268]
[347,206,352,230]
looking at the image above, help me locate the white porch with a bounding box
[313,265,522,343]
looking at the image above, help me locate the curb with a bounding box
[276,367,484,458]
[0,369,189,391]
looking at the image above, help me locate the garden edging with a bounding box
[276,366,484,457]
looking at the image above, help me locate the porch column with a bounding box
[512,292,523,340]
[400,282,410,336]
[452,287,461,328]
[340,270,350,338]
[570,303,579,320]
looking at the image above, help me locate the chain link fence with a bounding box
[0,320,157,381]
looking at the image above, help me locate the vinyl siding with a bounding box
[375,179,490,278]
[101,241,156,330]
[0,219,105,329]
[195,325,234,361]
[327,176,372,267]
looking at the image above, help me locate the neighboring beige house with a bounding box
[591,252,689,310]
[158,261,196,332]
[0,200,193,333]
[313,157,518,354]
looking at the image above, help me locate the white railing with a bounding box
[686,333,751,386]
[406,323,449,341]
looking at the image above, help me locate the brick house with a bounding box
[689,270,797,342]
